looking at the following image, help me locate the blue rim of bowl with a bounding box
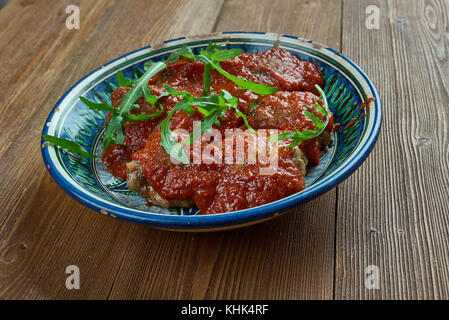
[41,32,382,230]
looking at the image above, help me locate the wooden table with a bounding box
[0,0,448,300]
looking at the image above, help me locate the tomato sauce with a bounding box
[102,49,333,213]
[248,91,334,165]
[131,131,305,214]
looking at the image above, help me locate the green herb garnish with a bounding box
[169,44,278,96]
[269,85,330,148]
[197,44,243,96]
[116,70,133,87]
[159,84,256,163]
[44,62,167,158]
[86,61,167,148]
[43,135,96,158]
[44,45,324,163]
[199,54,278,95]
[80,96,116,113]
[166,46,195,63]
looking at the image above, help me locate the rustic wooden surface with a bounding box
[0,0,447,300]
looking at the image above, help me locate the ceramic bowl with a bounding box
[41,32,381,231]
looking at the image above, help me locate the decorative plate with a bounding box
[41,32,381,231]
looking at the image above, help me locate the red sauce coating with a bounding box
[102,87,166,179]
[132,132,304,214]
[220,49,323,94]
[102,49,333,213]
[248,91,334,165]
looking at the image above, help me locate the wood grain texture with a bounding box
[0,0,114,159]
[336,0,449,299]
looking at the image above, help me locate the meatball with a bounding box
[127,131,308,213]
[220,49,323,94]
[247,90,332,166]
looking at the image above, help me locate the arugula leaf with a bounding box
[80,97,117,113]
[269,85,330,148]
[159,102,192,164]
[161,84,256,141]
[166,45,195,63]
[207,47,243,62]
[162,83,191,97]
[116,71,133,87]
[202,63,212,96]
[198,44,276,95]
[199,44,242,95]
[102,61,167,148]
[196,108,223,133]
[184,92,230,144]
[236,109,257,134]
[158,85,257,163]
[167,43,277,96]
[247,101,258,117]
[80,62,168,150]
[103,115,124,149]
[314,103,328,117]
[142,86,162,105]
[125,104,164,121]
[43,135,96,158]
[117,62,167,117]
[197,54,278,95]
[198,43,242,62]
[303,111,324,130]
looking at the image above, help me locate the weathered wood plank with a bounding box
[0,0,114,158]
[0,0,224,299]
[107,0,342,300]
[213,0,342,48]
[336,0,449,299]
